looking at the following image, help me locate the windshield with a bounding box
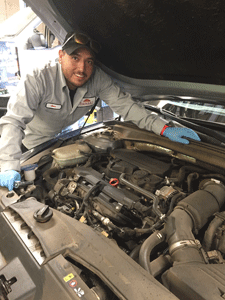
[161,101,225,124]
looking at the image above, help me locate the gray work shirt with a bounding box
[0,62,167,172]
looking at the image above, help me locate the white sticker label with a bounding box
[46,103,62,110]
[78,97,96,107]
[74,287,85,298]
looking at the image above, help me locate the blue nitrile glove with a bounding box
[0,170,21,191]
[162,126,201,144]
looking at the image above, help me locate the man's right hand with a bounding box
[0,170,21,191]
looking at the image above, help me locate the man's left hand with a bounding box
[162,127,201,144]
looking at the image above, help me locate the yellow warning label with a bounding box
[79,216,86,223]
[63,273,74,282]
[101,231,109,237]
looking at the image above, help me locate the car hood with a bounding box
[23,0,225,102]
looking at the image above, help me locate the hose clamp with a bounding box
[169,239,201,255]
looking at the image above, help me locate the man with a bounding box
[0,32,200,191]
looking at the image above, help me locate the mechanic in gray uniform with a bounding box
[0,32,201,190]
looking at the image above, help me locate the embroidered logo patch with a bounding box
[46,103,62,110]
[78,97,95,107]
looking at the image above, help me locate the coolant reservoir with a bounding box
[52,141,92,168]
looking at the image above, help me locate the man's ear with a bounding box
[58,49,65,63]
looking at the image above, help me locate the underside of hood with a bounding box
[24,0,225,86]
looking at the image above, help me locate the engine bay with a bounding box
[2,124,225,299]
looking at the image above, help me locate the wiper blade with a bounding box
[179,117,225,131]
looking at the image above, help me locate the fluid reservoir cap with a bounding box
[33,205,53,223]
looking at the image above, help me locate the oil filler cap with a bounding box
[33,205,53,223]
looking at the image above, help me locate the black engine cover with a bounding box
[111,149,171,176]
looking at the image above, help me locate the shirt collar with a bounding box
[57,62,67,89]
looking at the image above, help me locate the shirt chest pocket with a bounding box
[37,101,69,124]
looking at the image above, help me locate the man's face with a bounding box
[59,47,94,90]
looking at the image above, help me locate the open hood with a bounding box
[24,0,225,87]
[2,4,225,300]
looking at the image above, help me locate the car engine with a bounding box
[1,123,225,300]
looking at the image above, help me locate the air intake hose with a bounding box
[165,180,225,263]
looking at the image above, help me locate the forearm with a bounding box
[102,88,168,135]
[0,124,24,172]
[121,101,168,135]
[0,71,42,171]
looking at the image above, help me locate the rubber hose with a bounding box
[129,244,141,261]
[139,229,166,274]
[150,254,172,278]
[187,172,199,194]
[43,166,59,186]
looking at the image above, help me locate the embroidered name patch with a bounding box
[46,103,62,110]
[78,97,95,107]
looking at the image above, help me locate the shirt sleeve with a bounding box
[95,68,168,135]
[0,70,42,172]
